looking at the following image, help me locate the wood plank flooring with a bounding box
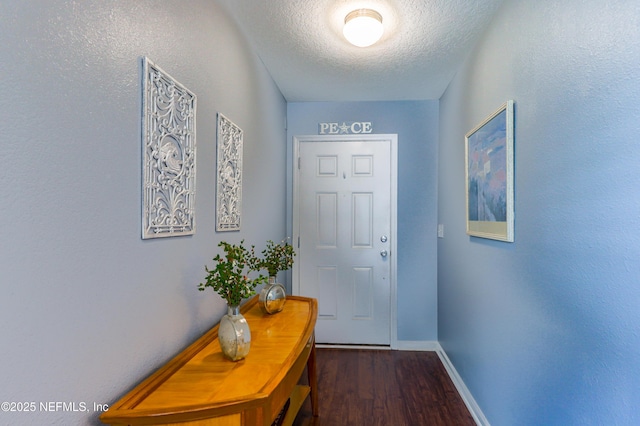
[293,348,476,426]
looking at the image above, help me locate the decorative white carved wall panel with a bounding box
[141,57,197,239]
[216,113,243,231]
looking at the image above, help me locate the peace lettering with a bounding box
[318,122,373,135]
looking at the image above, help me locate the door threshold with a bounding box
[316,343,392,350]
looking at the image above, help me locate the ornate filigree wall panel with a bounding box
[141,57,197,239]
[216,113,243,231]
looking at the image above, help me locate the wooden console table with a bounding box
[100,296,318,426]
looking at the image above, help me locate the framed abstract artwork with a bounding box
[216,113,243,232]
[465,100,514,242]
[141,57,197,239]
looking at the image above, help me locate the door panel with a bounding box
[352,192,373,247]
[294,137,395,345]
[352,267,374,319]
[316,193,337,247]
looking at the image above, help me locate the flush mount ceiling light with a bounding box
[343,8,384,47]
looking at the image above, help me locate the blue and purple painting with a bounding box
[467,109,507,222]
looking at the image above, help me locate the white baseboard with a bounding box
[393,340,441,351]
[435,344,491,426]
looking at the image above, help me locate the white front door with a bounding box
[292,134,397,345]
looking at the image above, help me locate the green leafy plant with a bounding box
[249,239,296,277]
[198,240,267,307]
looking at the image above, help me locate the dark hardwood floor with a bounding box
[293,348,476,426]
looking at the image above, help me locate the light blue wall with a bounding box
[0,1,286,424]
[287,101,439,341]
[438,0,640,424]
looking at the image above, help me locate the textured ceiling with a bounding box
[221,0,505,102]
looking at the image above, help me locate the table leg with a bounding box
[307,334,319,417]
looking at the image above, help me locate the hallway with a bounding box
[293,349,475,426]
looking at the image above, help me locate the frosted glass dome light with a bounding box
[343,9,384,47]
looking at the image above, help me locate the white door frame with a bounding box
[292,134,398,348]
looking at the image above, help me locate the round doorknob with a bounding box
[380,250,388,257]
